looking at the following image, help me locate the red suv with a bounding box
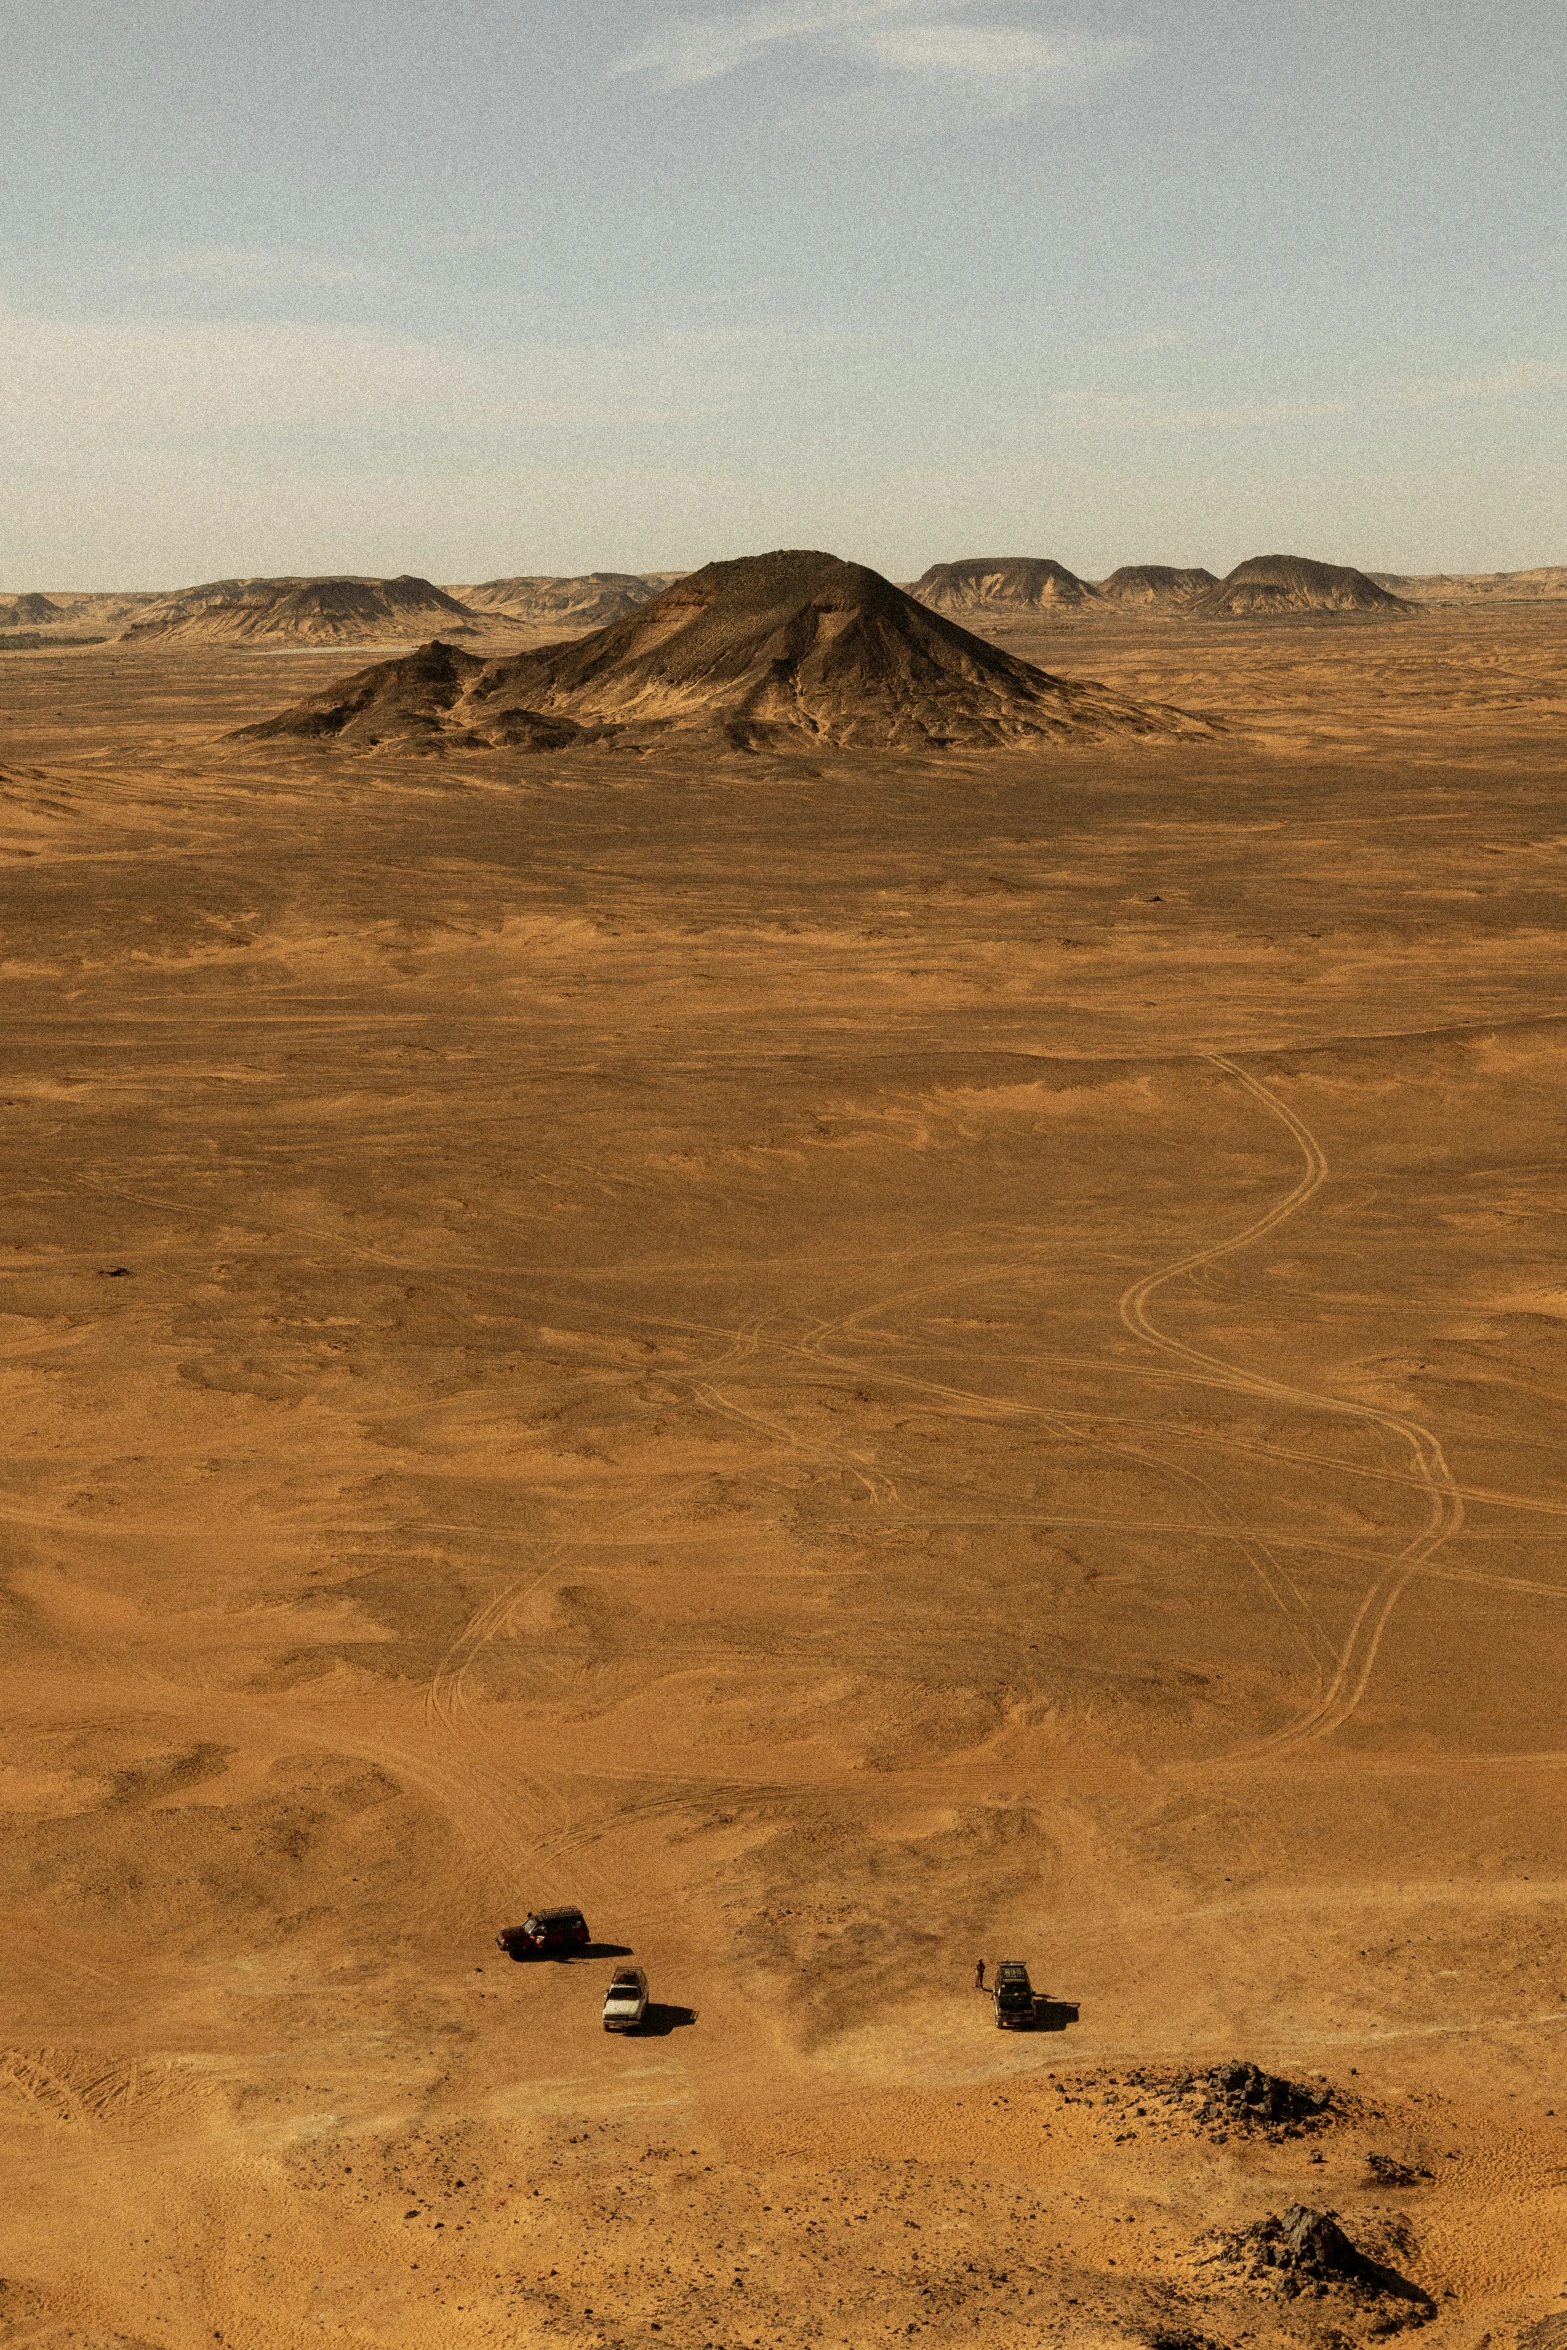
[497,1907,590,1957]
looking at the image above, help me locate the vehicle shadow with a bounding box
[636,2003,698,2036]
[1032,1998,1080,2032]
[501,1942,635,1964]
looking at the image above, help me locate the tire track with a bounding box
[1121,1054,1464,1745]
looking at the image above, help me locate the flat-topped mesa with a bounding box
[121,574,485,646]
[1097,564,1220,605]
[234,549,1211,753]
[1195,555,1415,617]
[907,556,1103,614]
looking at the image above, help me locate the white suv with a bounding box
[602,1966,648,2032]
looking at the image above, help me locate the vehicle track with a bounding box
[1120,1054,1464,1746]
[782,1299,1337,1682]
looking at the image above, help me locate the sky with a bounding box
[2,0,1564,586]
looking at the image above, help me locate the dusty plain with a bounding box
[3,600,1567,2349]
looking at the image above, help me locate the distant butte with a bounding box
[446,573,666,627]
[1195,555,1415,616]
[1097,564,1220,605]
[121,574,485,646]
[907,556,1103,614]
[235,549,1210,754]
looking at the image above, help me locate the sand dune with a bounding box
[120,572,486,646]
[239,547,1208,752]
[908,554,1103,612]
[1197,554,1414,616]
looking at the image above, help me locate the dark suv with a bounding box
[993,1960,1035,2028]
[497,1906,590,1957]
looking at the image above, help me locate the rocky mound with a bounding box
[449,573,660,627]
[1195,555,1414,616]
[1097,565,1219,605]
[908,556,1104,614]
[121,575,484,646]
[1175,2060,1333,2136]
[1201,2203,1432,2316]
[236,549,1208,754]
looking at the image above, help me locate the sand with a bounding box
[2,598,1567,2348]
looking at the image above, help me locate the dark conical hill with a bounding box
[236,550,1209,753]
[909,557,1102,614]
[1195,555,1414,617]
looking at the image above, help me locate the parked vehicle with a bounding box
[496,1906,590,1957]
[602,1966,648,2032]
[992,1959,1035,2028]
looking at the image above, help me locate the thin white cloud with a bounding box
[1049,363,1567,435]
[0,306,858,455]
[611,1,1145,116]
[1394,359,1567,404]
[118,246,395,293]
[612,1,861,89]
[857,19,1140,87]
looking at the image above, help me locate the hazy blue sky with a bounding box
[3,0,1563,585]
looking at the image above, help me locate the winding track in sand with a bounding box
[1119,1055,1465,1746]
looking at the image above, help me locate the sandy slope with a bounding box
[2,605,1567,2347]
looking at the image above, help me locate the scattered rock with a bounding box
[1182,2060,1333,2136]
[1366,2153,1433,2187]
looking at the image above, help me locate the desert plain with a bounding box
[3,585,1567,2349]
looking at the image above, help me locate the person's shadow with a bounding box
[636,2003,698,2037]
[1032,1998,1079,2032]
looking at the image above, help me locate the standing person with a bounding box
[974,1959,986,1992]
